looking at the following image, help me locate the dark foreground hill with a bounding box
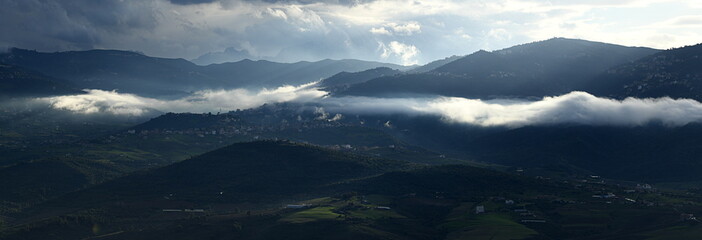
[5,141,702,240]
[365,113,702,182]
[61,141,407,206]
[340,38,658,98]
[0,158,124,208]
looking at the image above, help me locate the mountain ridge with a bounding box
[339,38,661,99]
[0,48,409,98]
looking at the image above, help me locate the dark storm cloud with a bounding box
[0,0,385,61]
[169,0,218,5]
[168,0,373,6]
[0,0,158,51]
[257,0,375,5]
[2,0,693,65]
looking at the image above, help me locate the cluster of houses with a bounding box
[114,108,358,142]
[474,198,548,224]
[162,209,205,213]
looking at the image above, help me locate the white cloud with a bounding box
[454,28,473,40]
[389,22,421,35]
[370,27,391,35]
[487,28,511,41]
[44,89,159,116]
[38,87,702,128]
[379,41,420,65]
[40,82,326,116]
[668,15,702,26]
[273,5,328,32]
[321,92,702,127]
[421,92,702,127]
[267,8,288,20]
[370,22,421,36]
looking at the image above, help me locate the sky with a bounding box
[1,0,701,65]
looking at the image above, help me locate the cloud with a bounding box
[652,15,702,28]
[487,28,511,41]
[670,15,702,26]
[370,27,391,35]
[318,92,702,127]
[267,5,328,32]
[43,89,160,116]
[40,82,326,116]
[37,86,702,128]
[379,41,419,65]
[388,22,421,36]
[169,0,218,5]
[370,22,421,36]
[0,0,159,51]
[2,0,700,65]
[419,92,702,127]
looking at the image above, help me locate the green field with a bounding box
[444,213,537,240]
[281,206,343,223]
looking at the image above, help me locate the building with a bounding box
[681,213,697,221]
[475,205,485,214]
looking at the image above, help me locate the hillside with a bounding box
[340,38,659,98]
[0,64,82,98]
[369,115,702,182]
[0,158,124,212]
[405,55,462,73]
[0,48,215,97]
[461,124,702,182]
[318,67,401,90]
[586,43,702,101]
[67,141,407,205]
[6,148,702,240]
[125,104,702,183]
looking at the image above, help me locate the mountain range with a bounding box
[339,38,661,98]
[191,47,258,66]
[0,48,410,97]
[7,38,702,102]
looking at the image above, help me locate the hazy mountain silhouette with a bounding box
[0,49,409,97]
[340,38,659,98]
[191,47,257,65]
[405,55,462,73]
[203,59,410,88]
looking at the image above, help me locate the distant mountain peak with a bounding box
[191,47,257,65]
